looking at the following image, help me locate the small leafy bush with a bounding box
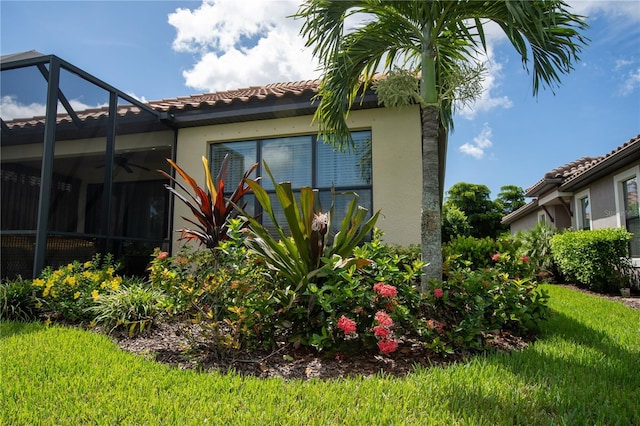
[148,219,268,319]
[1,278,39,322]
[423,267,550,353]
[443,235,523,274]
[550,228,633,293]
[89,279,168,336]
[32,254,122,322]
[518,221,562,282]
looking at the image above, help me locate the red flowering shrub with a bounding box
[434,288,444,299]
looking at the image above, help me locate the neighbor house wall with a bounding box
[172,106,422,250]
[587,173,618,230]
[509,211,540,234]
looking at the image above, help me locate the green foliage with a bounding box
[89,279,168,337]
[210,229,424,353]
[443,235,524,273]
[32,254,122,322]
[518,221,562,281]
[372,68,424,108]
[0,277,39,322]
[496,185,526,216]
[423,269,550,354]
[444,182,504,239]
[550,228,633,293]
[441,203,472,242]
[242,161,380,291]
[158,154,257,252]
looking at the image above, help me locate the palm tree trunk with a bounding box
[421,104,442,291]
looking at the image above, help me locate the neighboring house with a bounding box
[1,52,422,279]
[502,134,640,266]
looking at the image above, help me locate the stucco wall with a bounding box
[509,211,540,234]
[589,173,618,229]
[173,106,422,250]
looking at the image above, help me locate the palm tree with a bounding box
[295,0,587,290]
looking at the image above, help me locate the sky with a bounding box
[1,0,639,200]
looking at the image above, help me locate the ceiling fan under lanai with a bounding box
[96,154,150,174]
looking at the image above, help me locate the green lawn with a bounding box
[2,285,639,425]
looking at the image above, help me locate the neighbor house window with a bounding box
[614,166,640,259]
[575,189,591,230]
[210,131,372,234]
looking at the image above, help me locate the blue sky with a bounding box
[1,0,639,199]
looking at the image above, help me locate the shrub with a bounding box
[1,278,39,322]
[423,267,550,353]
[217,230,424,353]
[518,221,562,282]
[89,279,169,336]
[443,235,524,275]
[550,228,633,293]
[32,254,122,322]
[148,219,268,319]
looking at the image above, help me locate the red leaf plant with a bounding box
[158,154,258,252]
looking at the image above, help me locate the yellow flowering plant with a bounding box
[32,254,123,322]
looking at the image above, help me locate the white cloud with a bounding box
[168,0,319,92]
[1,95,107,121]
[0,95,46,120]
[615,59,633,70]
[619,67,640,96]
[459,123,493,159]
[567,0,640,22]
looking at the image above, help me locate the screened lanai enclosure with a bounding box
[1,52,175,279]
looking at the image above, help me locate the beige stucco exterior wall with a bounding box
[172,106,422,251]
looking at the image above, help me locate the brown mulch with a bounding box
[112,322,527,381]
[110,284,639,381]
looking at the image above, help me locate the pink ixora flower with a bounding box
[157,251,169,260]
[434,288,444,299]
[373,282,397,298]
[374,310,393,327]
[520,255,530,263]
[492,253,501,262]
[336,315,357,335]
[377,338,399,354]
[373,325,390,338]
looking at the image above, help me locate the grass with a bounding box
[1,285,639,425]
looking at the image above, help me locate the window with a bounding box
[614,166,640,260]
[575,189,591,230]
[210,131,372,234]
[623,176,639,257]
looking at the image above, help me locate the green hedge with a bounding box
[550,228,632,293]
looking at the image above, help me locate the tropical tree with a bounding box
[296,0,587,290]
[445,182,503,239]
[496,185,526,216]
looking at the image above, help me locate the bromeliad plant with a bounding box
[158,154,258,253]
[241,161,380,292]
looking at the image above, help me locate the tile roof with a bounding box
[147,80,320,112]
[3,79,323,130]
[525,134,640,197]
